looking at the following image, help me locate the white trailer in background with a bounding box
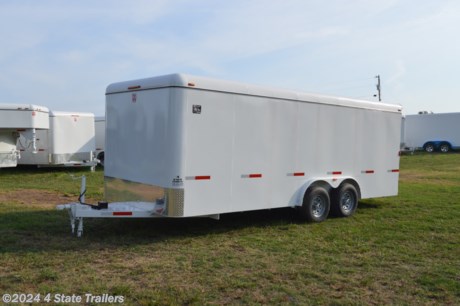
[17,111,97,168]
[0,104,49,168]
[94,116,105,165]
[58,74,402,236]
[403,112,460,152]
[400,117,406,149]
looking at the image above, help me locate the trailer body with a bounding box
[17,111,96,167]
[0,104,49,167]
[94,116,105,165]
[102,74,401,218]
[403,112,460,152]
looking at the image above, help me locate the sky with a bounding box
[0,0,459,116]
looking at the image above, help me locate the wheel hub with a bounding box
[340,192,354,212]
[312,196,325,217]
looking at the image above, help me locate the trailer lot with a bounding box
[0,154,459,305]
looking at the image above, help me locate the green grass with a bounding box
[0,156,459,305]
[0,165,104,197]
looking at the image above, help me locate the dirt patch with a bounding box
[0,189,76,209]
[400,170,458,186]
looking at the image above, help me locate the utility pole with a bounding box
[375,75,381,101]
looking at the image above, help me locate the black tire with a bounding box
[440,143,450,153]
[299,186,330,222]
[424,143,435,153]
[97,152,104,167]
[331,183,358,217]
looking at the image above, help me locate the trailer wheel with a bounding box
[440,143,450,153]
[97,152,104,167]
[424,143,435,153]
[299,186,330,222]
[331,183,358,217]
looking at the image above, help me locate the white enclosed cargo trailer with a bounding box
[403,112,460,152]
[58,74,402,236]
[94,116,105,165]
[17,111,97,168]
[0,104,49,168]
[400,117,406,149]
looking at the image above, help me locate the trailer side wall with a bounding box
[404,113,460,150]
[105,79,401,217]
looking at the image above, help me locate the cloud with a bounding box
[1,0,459,115]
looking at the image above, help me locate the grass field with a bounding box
[0,154,459,305]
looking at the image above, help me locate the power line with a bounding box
[313,77,375,91]
[309,75,382,102]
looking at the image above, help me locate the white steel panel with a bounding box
[230,95,270,212]
[50,112,95,154]
[95,116,105,154]
[353,110,401,198]
[182,89,234,216]
[266,99,301,207]
[105,88,185,189]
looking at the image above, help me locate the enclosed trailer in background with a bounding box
[17,111,97,168]
[400,117,406,149]
[58,74,402,236]
[403,112,460,152]
[94,116,105,166]
[0,104,49,168]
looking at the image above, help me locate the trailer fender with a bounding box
[423,141,452,152]
[295,176,358,206]
[333,179,362,201]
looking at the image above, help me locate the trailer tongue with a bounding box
[56,176,166,237]
[57,175,219,237]
[57,202,163,237]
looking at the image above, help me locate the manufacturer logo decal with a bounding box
[132,93,137,103]
[172,176,183,187]
[192,105,201,114]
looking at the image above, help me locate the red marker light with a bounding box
[113,212,133,216]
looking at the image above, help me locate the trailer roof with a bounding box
[50,111,94,118]
[0,104,49,113]
[405,112,460,118]
[106,73,402,113]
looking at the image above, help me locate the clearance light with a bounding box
[241,173,262,178]
[186,175,211,180]
[113,212,133,216]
